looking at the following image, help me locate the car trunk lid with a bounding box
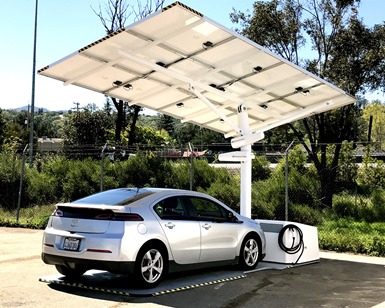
[51,203,127,234]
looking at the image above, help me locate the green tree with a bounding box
[0,108,6,149]
[357,145,385,191]
[3,122,29,148]
[174,122,226,146]
[157,114,175,138]
[231,0,385,207]
[362,101,385,150]
[62,109,114,157]
[123,125,172,145]
[33,111,63,138]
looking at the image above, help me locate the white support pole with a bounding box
[237,104,253,218]
[240,143,252,218]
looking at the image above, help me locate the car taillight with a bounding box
[112,213,144,221]
[52,209,63,217]
[94,213,113,220]
[52,207,143,221]
[86,248,112,253]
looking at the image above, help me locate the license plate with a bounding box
[63,238,80,251]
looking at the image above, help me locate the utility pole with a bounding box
[73,102,81,112]
[29,0,38,167]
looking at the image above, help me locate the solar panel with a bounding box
[38,1,357,217]
[38,1,355,141]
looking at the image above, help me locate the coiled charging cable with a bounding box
[278,224,304,264]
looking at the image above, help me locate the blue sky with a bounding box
[0,0,384,111]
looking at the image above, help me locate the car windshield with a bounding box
[72,188,155,205]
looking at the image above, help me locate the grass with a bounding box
[0,205,55,229]
[318,218,385,257]
[1,205,385,257]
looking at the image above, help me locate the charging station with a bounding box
[38,1,355,221]
[37,0,352,272]
[256,219,320,265]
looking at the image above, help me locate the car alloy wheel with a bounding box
[239,235,260,270]
[134,244,167,288]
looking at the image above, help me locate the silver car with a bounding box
[42,188,266,288]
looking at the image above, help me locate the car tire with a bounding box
[134,243,167,288]
[239,234,260,270]
[55,264,86,278]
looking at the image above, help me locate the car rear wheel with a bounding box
[134,243,167,288]
[55,264,86,278]
[239,235,260,270]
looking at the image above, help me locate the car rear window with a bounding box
[72,188,154,205]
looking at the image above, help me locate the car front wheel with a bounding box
[239,235,260,270]
[134,243,167,288]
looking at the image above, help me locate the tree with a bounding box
[174,122,226,146]
[231,0,385,207]
[92,0,165,144]
[33,111,63,138]
[123,125,172,145]
[157,114,176,139]
[62,109,114,157]
[0,108,6,150]
[362,100,385,150]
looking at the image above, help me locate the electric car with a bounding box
[42,188,266,288]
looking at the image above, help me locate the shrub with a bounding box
[0,152,23,210]
[62,158,101,201]
[336,141,358,192]
[357,145,385,191]
[252,177,284,219]
[332,192,359,219]
[166,159,230,190]
[318,219,385,256]
[286,168,321,209]
[114,152,170,188]
[289,203,322,225]
[40,156,72,200]
[202,178,240,212]
[191,159,225,190]
[332,189,385,222]
[164,160,190,189]
[252,155,271,181]
[25,167,58,205]
[370,189,385,222]
[0,204,55,229]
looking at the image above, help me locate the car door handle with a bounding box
[202,223,211,230]
[165,222,175,229]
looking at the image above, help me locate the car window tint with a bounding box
[73,189,154,205]
[153,197,188,219]
[189,197,226,221]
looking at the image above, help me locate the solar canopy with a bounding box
[38,1,356,217]
[38,1,355,142]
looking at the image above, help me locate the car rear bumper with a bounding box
[41,252,135,275]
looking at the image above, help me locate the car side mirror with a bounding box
[227,211,236,222]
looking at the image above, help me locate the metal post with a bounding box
[100,143,107,192]
[29,0,38,167]
[17,145,29,224]
[188,142,194,191]
[285,141,295,221]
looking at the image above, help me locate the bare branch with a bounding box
[91,0,132,34]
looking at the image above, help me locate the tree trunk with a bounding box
[318,167,337,208]
[128,105,141,145]
[111,98,124,143]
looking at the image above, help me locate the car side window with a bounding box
[188,197,227,221]
[153,197,188,220]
